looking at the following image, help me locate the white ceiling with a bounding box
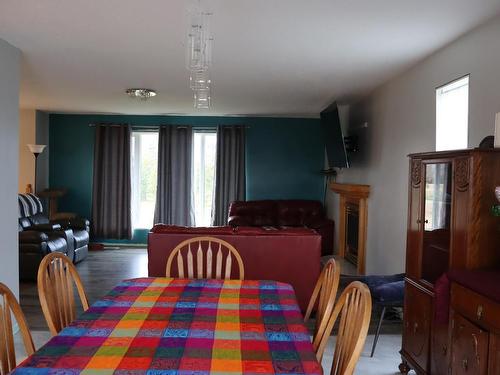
[1,1,500,116]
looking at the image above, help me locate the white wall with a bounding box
[0,39,21,296]
[19,109,36,193]
[327,15,500,274]
[36,110,50,192]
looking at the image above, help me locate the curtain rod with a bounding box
[88,124,188,129]
[88,124,250,129]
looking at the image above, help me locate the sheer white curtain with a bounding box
[130,131,159,230]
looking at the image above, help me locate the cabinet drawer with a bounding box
[451,283,500,330]
[450,313,489,375]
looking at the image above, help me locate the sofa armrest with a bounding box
[28,223,62,232]
[227,215,251,227]
[19,230,49,244]
[48,229,75,261]
[19,242,49,255]
[52,218,90,231]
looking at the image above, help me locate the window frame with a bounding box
[435,74,470,152]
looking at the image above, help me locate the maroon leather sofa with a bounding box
[148,225,321,312]
[227,200,334,255]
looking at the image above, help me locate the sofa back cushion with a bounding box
[18,194,49,230]
[18,194,44,218]
[276,200,324,226]
[228,200,277,226]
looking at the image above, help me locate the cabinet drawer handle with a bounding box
[476,305,483,320]
[462,359,468,371]
[413,322,418,333]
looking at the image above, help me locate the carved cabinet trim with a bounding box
[411,160,422,188]
[454,157,470,192]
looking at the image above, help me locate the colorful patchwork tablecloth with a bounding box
[13,278,323,374]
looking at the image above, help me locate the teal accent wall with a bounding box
[49,114,324,243]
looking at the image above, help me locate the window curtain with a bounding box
[154,126,194,226]
[212,125,246,226]
[91,124,132,239]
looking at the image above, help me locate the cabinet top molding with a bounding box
[330,182,370,198]
[408,148,500,159]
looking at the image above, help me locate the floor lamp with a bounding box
[27,144,46,194]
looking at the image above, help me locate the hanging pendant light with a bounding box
[186,1,213,109]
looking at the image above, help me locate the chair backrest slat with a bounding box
[0,282,35,375]
[177,253,184,278]
[215,244,223,279]
[304,258,340,357]
[313,281,372,375]
[166,237,244,280]
[224,252,232,279]
[197,242,204,278]
[38,253,90,336]
[187,245,194,278]
[206,242,213,279]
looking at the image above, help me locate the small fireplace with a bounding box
[345,203,359,265]
[330,182,370,275]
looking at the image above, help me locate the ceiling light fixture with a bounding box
[186,1,213,109]
[125,88,157,101]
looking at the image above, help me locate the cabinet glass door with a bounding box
[421,162,452,284]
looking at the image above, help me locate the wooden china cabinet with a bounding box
[400,149,500,374]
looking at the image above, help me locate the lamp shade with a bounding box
[27,144,47,154]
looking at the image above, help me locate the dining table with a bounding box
[12,277,324,374]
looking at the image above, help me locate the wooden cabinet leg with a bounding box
[398,358,411,374]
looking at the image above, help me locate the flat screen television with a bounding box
[321,102,349,168]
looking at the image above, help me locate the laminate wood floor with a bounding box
[20,248,149,331]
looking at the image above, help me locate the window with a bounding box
[436,75,469,151]
[131,131,159,229]
[193,131,217,226]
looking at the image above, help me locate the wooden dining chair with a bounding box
[37,252,90,336]
[304,259,340,344]
[313,281,372,375]
[166,236,245,280]
[0,282,35,375]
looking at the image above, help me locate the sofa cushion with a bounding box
[371,281,405,304]
[29,213,50,226]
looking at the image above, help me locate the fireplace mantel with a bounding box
[330,182,370,274]
[330,182,370,198]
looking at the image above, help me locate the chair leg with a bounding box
[370,306,386,357]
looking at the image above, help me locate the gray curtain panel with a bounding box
[212,125,246,226]
[91,125,132,239]
[154,126,194,226]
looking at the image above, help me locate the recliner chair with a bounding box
[18,193,89,280]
